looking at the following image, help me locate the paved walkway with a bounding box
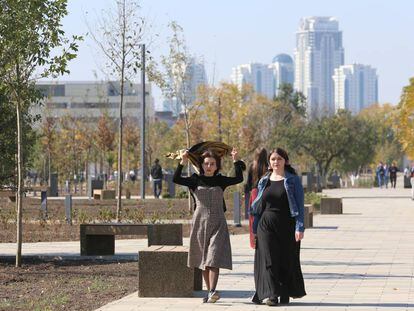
[2,186,414,310]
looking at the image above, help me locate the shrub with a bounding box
[176,189,188,199]
[304,192,324,211]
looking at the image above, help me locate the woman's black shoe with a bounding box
[251,292,262,304]
[280,295,290,304]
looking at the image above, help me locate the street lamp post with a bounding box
[140,44,146,199]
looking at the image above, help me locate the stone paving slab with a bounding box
[95,192,414,310]
[2,187,414,310]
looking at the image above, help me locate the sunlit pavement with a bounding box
[2,183,414,310]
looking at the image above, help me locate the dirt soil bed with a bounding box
[0,197,248,243]
[0,257,138,311]
[0,196,250,311]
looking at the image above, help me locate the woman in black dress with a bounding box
[251,148,306,306]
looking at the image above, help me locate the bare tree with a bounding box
[160,22,204,150]
[88,0,151,221]
[159,22,205,211]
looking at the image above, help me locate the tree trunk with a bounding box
[218,96,222,142]
[48,149,51,187]
[15,101,23,267]
[116,84,124,222]
[184,111,192,212]
[116,0,127,222]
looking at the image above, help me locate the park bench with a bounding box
[138,245,202,297]
[80,223,183,256]
[93,189,116,200]
[0,190,16,202]
[320,197,343,214]
[25,186,49,196]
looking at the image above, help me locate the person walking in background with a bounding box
[376,162,385,188]
[389,162,399,189]
[173,148,245,303]
[250,147,306,306]
[411,163,414,200]
[246,148,268,249]
[150,159,163,198]
[383,163,390,189]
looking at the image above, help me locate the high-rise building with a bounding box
[269,54,295,97]
[185,57,208,105]
[294,16,344,117]
[33,80,154,124]
[164,56,208,115]
[231,55,294,100]
[231,63,274,99]
[333,64,378,114]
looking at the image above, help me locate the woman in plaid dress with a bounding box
[173,148,244,303]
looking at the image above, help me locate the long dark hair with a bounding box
[268,147,297,175]
[199,149,221,175]
[252,148,268,185]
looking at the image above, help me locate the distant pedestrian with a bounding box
[389,162,399,189]
[150,159,163,198]
[410,163,414,200]
[404,166,410,178]
[129,170,136,182]
[376,162,385,188]
[383,163,390,189]
[250,147,306,306]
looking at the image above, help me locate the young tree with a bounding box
[39,112,56,186]
[0,0,81,266]
[159,22,204,150]
[397,78,414,159]
[275,83,307,119]
[158,22,205,210]
[124,118,140,172]
[95,112,116,183]
[360,103,403,166]
[88,0,151,221]
[284,110,377,188]
[0,85,37,185]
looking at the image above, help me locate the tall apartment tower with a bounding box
[294,17,344,118]
[333,64,378,114]
[269,54,295,97]
[164,56,207,115]
[231,63,274,99]
[185,57,208,106]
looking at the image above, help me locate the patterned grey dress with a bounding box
[173,161,245,270]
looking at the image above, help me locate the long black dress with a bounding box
[254,180,306,300]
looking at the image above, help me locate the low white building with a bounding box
[33,80,154,124]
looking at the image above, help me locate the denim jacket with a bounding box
[250,171,305,233]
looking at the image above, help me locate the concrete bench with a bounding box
[304,204,313,228]
[93,189,116,200]
[138,245,202,297]
[80,223,183,256]
[0,190,16,202]
[320,197,342,214]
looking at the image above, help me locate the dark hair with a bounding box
[199,149,221,175]
[154,158,159,164]
[252,148,268,186]
[268,147,297,175]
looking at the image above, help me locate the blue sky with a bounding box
[61,0,414,107]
